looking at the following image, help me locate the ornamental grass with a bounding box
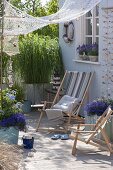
[0,142,22,170]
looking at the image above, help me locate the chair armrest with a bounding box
[69,124,96,131]
[41,101,54,109]
[69,124,96,129]
[71,130,96,133]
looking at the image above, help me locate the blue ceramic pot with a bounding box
[0,127,19,144]
[22,100,32,113]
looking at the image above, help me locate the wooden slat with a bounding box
[102,7,113,10]
[71,130,96,133]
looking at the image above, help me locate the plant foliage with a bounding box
[0,88,26,130]
[85,98,113,116]
[77,43,98,56]
[13,34,63,84]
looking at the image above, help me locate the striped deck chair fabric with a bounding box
[36,71,94,131]
[46,71,94,120]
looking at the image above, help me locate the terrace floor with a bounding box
[19,111,113,170]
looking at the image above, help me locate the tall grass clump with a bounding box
[13,34,63,84]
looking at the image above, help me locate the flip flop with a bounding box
[60,134,69,140]
[51,134,61,140]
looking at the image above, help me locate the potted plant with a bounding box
[76,44,89,60]
[84,98,113,140]
[88,43,98,62]
[76,42,98,62]
[13,34,63,104]
[85,99,108,117]
[0,88,26,144]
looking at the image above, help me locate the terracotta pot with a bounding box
[89,55,98,62]
[79,55,89,61]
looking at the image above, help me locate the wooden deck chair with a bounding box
[36,71,94,132]
[70,106,113,156]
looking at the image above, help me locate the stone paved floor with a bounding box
[19,112,113,170]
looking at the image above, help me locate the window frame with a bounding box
[77,5,99,63]
[84,6,99,45]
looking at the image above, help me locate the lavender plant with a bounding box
[77,43,98,56]
[85,99,108,116]
[76,44,88,55]
[0,88,26,130]
[0,113,26,131]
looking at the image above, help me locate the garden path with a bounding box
[19,111,113,170]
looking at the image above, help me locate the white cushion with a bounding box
[46,109,63,120]
[52,95,80,113]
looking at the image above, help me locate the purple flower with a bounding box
[77,42,98,55]
[6,93,16,100]
[85,99,108,116]
[0,113,26,131]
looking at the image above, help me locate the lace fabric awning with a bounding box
[0,0,102,55]
[4,0,102,36]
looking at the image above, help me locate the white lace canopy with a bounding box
[1,0,102,55]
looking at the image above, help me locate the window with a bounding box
[77,5,99,62]
[85,5,99,45]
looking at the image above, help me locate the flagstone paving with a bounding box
[19,112,113,170]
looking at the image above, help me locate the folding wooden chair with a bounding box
[70,106,113,156]
[36,71,94,132]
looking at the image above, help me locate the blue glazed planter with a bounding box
[85,112,113,142]
[22,100,32,113]
[0,127,19,144]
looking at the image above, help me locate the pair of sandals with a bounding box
[51,134,69,140]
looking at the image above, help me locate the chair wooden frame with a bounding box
[69,106,113,156]
[36,71,94,132]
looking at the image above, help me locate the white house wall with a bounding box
[59,0,113,101]
[100,0,113,99]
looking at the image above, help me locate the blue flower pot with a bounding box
[0,127,19,144]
